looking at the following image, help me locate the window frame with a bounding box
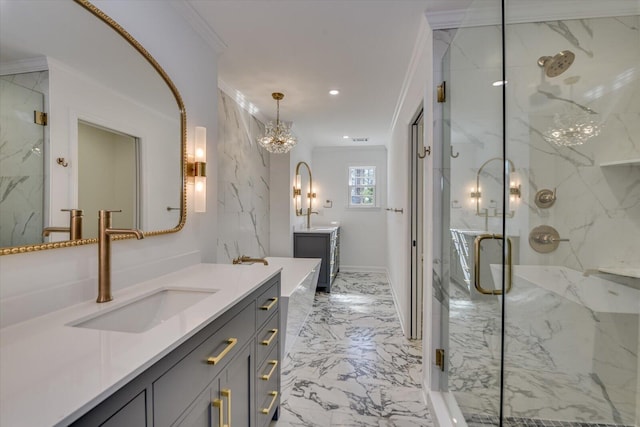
[347,165,377,209]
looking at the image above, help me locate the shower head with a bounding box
[537,50,575,78]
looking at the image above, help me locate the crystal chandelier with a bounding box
[257,92,297,154]
[543,112,602,147]
[542,76,602,147]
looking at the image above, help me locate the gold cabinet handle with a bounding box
[212,399,225,427]
[260,360,278,381]
[261,391,278,414]
[260,297,278,310]
[207,338,238,365]
[221,389,231,427]
[473,234,513,295]
[260,329,278,346]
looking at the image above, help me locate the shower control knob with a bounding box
[529,225,569,253]
[535,188,557,209]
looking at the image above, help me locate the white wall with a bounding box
[269,138,313,257]
[312,146,387,270]
[386,18,431,338]
[0,1,219,327]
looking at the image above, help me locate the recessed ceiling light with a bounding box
[329,90,340,95]
[342,135,350,139]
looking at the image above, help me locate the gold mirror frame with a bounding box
[0,0,187,256]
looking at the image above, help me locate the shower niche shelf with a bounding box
[599,158,640,167]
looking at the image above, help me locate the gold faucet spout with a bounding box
[42,226,70,237]
[105,228,145,239]
[232,255,269,265]
[97,210,144,303]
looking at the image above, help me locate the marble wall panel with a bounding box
[217,89,270,262]
[444,15,640,270]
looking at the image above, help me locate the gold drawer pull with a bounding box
[260,297,278,311]
[260,329,278,346]
[261,360,278,381]
[261,391,278,415]
[207,338,238,365]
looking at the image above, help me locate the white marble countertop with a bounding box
[0,263,281,427]
[293,225,340,234]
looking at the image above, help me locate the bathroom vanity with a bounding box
[0,264,281,427]
[293,226,340,292]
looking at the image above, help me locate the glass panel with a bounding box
[0,72,46,247]
[503,7,640,426]
[438,1,506,424]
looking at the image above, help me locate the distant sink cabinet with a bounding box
[72,275,281,427]
[293,227,340,292]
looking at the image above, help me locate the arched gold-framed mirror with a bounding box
[0,0,187,255]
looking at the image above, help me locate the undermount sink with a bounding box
[69,288,217,333]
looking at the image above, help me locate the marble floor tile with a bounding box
[272,272,433,427]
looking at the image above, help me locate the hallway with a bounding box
[274,272,433,426]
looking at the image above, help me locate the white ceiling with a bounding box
[186,0,433,148]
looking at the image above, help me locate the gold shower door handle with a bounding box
[473,234,513,295]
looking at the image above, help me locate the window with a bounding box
[348,166,376,208]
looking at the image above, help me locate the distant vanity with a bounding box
[293,225,340,292]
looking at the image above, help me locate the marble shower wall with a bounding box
[0,71,47,247]
[217,89,270,263]
[444,15,640,270]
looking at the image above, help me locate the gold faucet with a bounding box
[232,255,269,265]
[42,209,84,240]
[97,210,144,303]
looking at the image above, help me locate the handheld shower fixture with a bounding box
[538,50,575,77]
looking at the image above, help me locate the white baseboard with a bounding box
[424,384,467,427]
[339,265,387,273]
[386,267,408,337]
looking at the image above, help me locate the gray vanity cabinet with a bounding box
[70,274,280,427]
[293,227,340,292]
[174,341,254,427]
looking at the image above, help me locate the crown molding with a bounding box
[171,0,227,55]
[427,0,640,30]
[389,16,429,134]
[218,79,270,125]
[0,57,48,76]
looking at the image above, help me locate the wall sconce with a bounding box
[293,161,317,228]
[509,182,521,201]
[189,126,207,213]
[470,188,481,199]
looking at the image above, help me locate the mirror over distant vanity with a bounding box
[0,0,186,254]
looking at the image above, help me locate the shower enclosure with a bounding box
[431,1,639,426]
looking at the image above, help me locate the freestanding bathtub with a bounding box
[265,257,321,359]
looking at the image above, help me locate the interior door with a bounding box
[410,108,425,340]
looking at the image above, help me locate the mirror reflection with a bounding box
[0,0,184,251]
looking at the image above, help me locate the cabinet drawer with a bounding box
[153,302,255,427]
[256,279,279,327]
[256,311,279,365]
[256,347,279,427]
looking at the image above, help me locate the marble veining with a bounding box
[273,272,433,426]
[217,89,270,262]
[447,270,638,425]
[0,71,47,248]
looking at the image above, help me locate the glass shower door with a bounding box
[502,7,640,425]
[0,73,46,247]
[439,0,508,423]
